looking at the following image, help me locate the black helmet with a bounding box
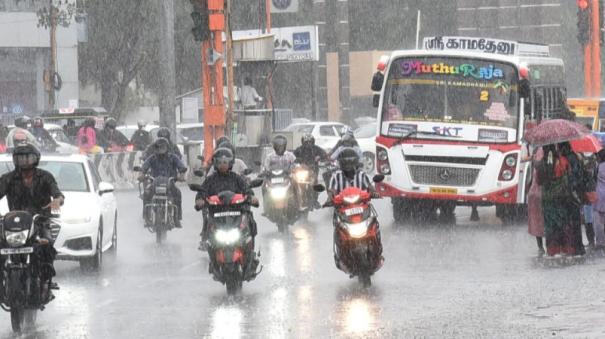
[340,133,357,147]
[301,133,315,146]
[157,127,171,140]
[212,147,235,171]
[32,116,44,128]
[14,116,30,129]
[217,140,236,156]
[12,143,40,170]
[154,137,170,155]
[216,136,230,147]
[272,135,288,156]
[104,117,117,129]
[337,147,359,172]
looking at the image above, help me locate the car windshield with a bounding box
[48,128,69,143]
[0,161,89,192]
[354,123,377,139]
[382,56,519,132]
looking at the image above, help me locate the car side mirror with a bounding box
[133,166,142,172]
[243,168,253,175]
[371,71,384,92]
[98,182,114,195]
[194,169,205,177]
[250,178,264,188]
[372,94,380,108]
[372,174,385,183]
[313,184,326,192]
[189,184,203,191]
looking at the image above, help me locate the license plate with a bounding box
[1,247,33,255]
[429,187,458,195]
[214,211,241,218]
[344,207,364,216]
[271,177,285,184]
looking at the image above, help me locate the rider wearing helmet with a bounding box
[328,147,377,197]
[6,116,38,151]
[330,133,363,161]
[130,120,152,152]
[97,117,129,152]
[195,147,258,245]
[293,133,328,171]
[0,143,64,299]
[206,140,249,176]
[262,135,296,173]
[143,127,182,160]
[141,137,187,228]
[29,116,58,152]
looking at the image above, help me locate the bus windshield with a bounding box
[382,56,519,141]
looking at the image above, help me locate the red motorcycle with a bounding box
[321,176,384,287]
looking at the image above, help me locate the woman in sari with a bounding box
[527,147,545,256]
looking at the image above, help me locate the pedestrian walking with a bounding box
[527,147,545,256]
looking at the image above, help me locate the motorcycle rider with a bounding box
[330,133,363,161]
[130,120,152,152]
[29,116,58,152]
[293,133,328,208]
[195,147,258,247]
[97,117,129,152]
[6,117,39,151]
[143,127,182,160]
[206,140,248,176]
[0,143,64,301]
[140,138,187,228]
[262,135,296,213]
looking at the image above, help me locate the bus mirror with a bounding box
[519,79,530,99]
[372,94,380,108]
[371,72,384,92]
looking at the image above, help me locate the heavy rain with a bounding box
[0,0,605,338]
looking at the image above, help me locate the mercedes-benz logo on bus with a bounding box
[439,169,451,181]
[273,0,292,10]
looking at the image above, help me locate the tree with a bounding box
[78,0,160,120]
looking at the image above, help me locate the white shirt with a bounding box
[240,85,261,108]
[263,151,296,172]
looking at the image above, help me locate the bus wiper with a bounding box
[399,130,461,140]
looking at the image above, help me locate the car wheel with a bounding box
[80,223,103,272]
[109,212,117,255]
[362,152,375,173]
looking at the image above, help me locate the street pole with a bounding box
[313,0,328,121]
[158,0,177,139]
[48,0,57,110]
[591,0,601,97]
[336,0,350,120]
[225,0,235,140]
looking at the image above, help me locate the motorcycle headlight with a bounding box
[270,186,289,200]
[294,170,309,183]
[215,229,241,245]
[6,230,29,248]
[343,194,361,204]
[346,220,369,238]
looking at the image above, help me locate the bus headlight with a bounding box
[377,150,388,161]
[501,169,513,181]
[505,155,516,167]
[379,164,391,175]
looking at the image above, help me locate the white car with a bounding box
[355,122,377,173]
[282,122,349,151]
[44,123,79,154]
[0,154,118,271]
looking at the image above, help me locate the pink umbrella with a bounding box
[523,119,591,147]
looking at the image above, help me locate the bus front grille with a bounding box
[408,165,480,187]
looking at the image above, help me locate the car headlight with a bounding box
[270,186,289,200]
[215,229,241,244]
[346,221,369,238]
[6,230,29,248]
[294,170,309,183]
[343,194,361,204]
[63,216,92,224]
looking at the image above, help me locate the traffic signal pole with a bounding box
[590,0,601,97]
[578,0,601,97]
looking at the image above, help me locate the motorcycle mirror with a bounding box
[189,184,203,191]
[243,168,253,175]
[193,169,205,177]
[133,166,142,172]
[313,184,326,192]
[372,174,385,183]
[249,179,264,188]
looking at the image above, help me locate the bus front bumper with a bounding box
[375,182,518,205]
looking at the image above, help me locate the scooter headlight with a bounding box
[6,230,29,248]
[346,220,369,238]
[294,170,309,183]
[270,186,289,200]
[343,194,361,204]
[215,229,241,245]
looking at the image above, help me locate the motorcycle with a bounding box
[0,212,59,332]
[291,163,316,220]
[262,167,299,233]
[316,175,385,287]
[190,181,263,295]
[134,167,178,244]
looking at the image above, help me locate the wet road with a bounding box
[2,188,605,338]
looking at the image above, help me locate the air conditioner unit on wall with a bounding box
[270,0,299,13]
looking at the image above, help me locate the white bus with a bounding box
[371,36,567,222]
